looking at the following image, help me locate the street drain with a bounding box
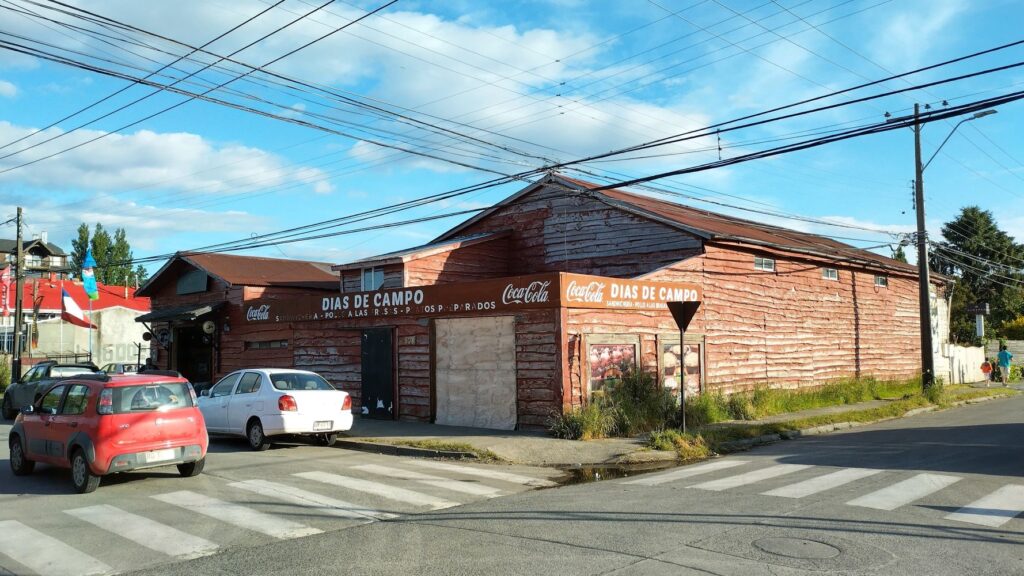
[556,461,678,485]
[753,537,841,560]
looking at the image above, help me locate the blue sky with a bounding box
[0,0,1021,272]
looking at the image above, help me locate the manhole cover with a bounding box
[753,537,841,560]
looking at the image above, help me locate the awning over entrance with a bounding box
[135,302,224,323]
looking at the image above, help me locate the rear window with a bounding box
[269,373,334,391]
[51,367,96,377]
[108,383,193,413]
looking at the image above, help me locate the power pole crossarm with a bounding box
[914,104,936,390]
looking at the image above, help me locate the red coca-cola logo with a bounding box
[502,281,550,305]
[565,280,605,303]
[246,304,270,321]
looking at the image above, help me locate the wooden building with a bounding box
[140,174,949,430]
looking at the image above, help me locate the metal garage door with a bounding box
[434,316,517,430]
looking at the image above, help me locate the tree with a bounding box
[930,206,1024,344]
[89,223,112,284]
[70,223,90,277]
[892,244,908,263]
[107,228,132,286]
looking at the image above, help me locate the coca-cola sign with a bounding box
[502,280,551,305]
[246,304,270,321]
[565,280,605,303]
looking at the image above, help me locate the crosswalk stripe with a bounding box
[0,520,111,576]
[230,479,395,521]
[295,471,460,509]
[690,464,812,491]
[945,485,1024,527]
[65,504,218,559]
[152,490,322,539]
[847,473,961,511]
[353,464,503,497]
[621,460,750,486]
[763,468,883,499]
[407,460,556,487]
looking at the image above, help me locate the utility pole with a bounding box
[12,207,24,380]
[913,104,935,391]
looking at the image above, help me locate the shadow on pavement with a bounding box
[765,423,1024,477]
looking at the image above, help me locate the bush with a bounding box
[547,402,615,440]
[1000,317,1024,339]
[647,429,712,461]
[0,355,9,394]
[605,371,678,436]
[924,382,946,404]
[684,390,731,426]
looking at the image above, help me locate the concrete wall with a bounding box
[28,307,150,364]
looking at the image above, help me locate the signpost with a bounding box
[667,301,701,434]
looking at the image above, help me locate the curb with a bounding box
[334,439,479,460]
[715,392,1013,453]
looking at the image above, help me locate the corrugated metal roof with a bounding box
[9,279,149,313]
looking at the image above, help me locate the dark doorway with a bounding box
[174,325,213,388]
[361,328,394,419]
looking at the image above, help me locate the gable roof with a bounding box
[137,252,338,296]
[8,278,149,313]
[437,173,918,276]
[332,231,509,271]
[0,238,66,256]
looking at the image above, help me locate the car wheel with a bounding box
[177,457,205,477]
[315,433,338,447]
[71,450,100,494]
[1,395,15,420]
[9,437,34,476]
[246,420,271,451]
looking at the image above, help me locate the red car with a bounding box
[8,372,209,493]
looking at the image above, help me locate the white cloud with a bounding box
[0,80,16,98]
[0,121,331,195]
[868,0,968,69]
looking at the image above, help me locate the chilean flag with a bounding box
[62,289,96,329]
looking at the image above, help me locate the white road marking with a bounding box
[65,504,218,559]
[622,460,750,486]
[763,468,883,499]
[230,479,395,521]
[407,460,556,487]
[945,485,1024,527]
[690,464,812,491]
[0,520,110,576]
[295,471,460,510]
[847,473,961,511]
[353,464,503,497]
[152,490,322,539]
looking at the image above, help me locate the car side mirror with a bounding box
[200,389,210,397]
[20,405,34,415]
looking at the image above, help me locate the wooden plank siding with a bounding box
[455,185,702,277]
[643,243,924,393]
[514,308,562,429]
[403,238,510,285]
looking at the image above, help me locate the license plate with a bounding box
[313,421,332,431]
[142,449,176,463]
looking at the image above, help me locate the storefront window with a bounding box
[587,343,637,395]
[361,267,384,291]
[661,337,703,397]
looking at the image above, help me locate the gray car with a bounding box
[1,361,101,419]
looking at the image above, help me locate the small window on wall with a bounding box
[754,256,776,272]
[587,342,637,396]
[875,275,889,287]
[822,267,839,281]
[245,340,288,350]
[361,267,384,291]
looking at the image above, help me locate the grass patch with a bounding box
[355,438,504,462]
[647,429,712,462]
[549,371,676,440]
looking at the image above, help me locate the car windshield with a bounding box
[269,373,334,391]
[110,383,192,413]
[50,366,96,377]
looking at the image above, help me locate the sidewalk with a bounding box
[339,384,1018,467]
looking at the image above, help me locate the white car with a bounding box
[197,369,353,450]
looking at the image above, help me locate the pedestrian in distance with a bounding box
[997,345,1013,385]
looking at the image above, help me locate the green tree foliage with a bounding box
[1002,316,1024,340]
[68,223,143,287]
[70,223,90,277]
[929,206,1024,344]
[891,244,908,263]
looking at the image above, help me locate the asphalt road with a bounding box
[2,395,1022,576]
